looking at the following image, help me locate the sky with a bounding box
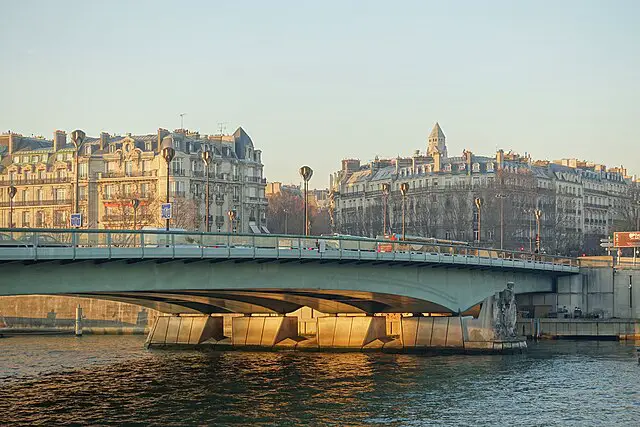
[1,0,639,187]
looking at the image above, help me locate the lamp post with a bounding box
[132,199,140,230]
[283,208,288,234]
[534,208,543,253]
[496,193,507,249]
[400,182,409,240]
[474,197,483,245]
[381,183,390,237]
[71,129,86,226]
[201,150,212,232]
[8,186,16,228]
[299,166,313,235]
[162,146,175,232]
[227,209,236,233]
[528,209,534,252]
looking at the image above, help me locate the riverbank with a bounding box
[517,318,640,340]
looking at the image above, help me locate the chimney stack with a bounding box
[433,151,441,172]
[53,130,67,151]
[99,132,109,150]
[157,128,169,152]
[496,149,504,170]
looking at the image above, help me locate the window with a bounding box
[79,163,88,178]
[22,211,30,227]
[125,161,133,176]
[85,145,92,155]
[36,211,44,227]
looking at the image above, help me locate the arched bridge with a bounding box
[0,228,579,315]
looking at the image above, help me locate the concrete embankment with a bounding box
[0,295,157,335]
[518,318,640,340]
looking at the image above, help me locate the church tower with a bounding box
[427,122,447,158]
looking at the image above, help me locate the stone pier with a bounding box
[145,315,225,348]
[231,316,299,348]
[311,316,389,350]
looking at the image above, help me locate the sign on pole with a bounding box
[161,203,172,220]
[600,242,614,248]
[613,232,640,248]
[70,213,82,228]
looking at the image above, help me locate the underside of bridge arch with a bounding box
[71,289,454,315]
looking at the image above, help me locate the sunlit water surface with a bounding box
[1,335,639,426]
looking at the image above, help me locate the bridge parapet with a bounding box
[0,228,579,273]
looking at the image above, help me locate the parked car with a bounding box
[18,234,70,247]
[0,233,28,247]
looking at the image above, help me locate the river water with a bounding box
[0,335,639,426]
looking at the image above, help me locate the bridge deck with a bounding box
[0,228,579,274]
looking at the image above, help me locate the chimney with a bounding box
[8,132,16,155]
[99,132,109,150]
[465,150,473,175]
[53,130,67,151]
[157,128,169,152]
[496,149,504,170]
[433,151,441,172]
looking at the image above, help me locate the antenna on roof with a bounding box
[217,122,228,136]
[179,113,187,130]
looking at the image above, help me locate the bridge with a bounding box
[0,228,581,352]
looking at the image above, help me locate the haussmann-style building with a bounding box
[0,127,268,233]
[330,123,639,256]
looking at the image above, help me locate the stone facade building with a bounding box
[331,123,638,255]
[0,127,268,233]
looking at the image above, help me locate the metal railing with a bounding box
[0,227,582,271]
[0,199,73,207]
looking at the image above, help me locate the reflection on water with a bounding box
[0,336,639,426]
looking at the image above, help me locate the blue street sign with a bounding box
[161,203,172,220]
[70,213,82,228]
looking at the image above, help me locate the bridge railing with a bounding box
[0,228,579,269]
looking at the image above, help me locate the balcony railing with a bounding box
[0,199,73,207]
[101,171,157,179]
[245,176,266,183]
[0,177,72,186]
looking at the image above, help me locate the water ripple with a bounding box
[0,336,639,426]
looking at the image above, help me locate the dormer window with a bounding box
[444,164,452,172]
[487,162,495,172]
[472,163,480,172]
[145,141,152,151]
[109,144,116,153]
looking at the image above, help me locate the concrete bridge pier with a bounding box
[145,315,225,348]
[231,315,300,348]
[306,316,390,350]
[393,283,526,352]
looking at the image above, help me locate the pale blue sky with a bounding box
[1,0,638,186]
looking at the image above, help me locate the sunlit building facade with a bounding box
[0,127,268,233]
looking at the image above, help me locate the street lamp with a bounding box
[474,197,483,245]
[7,186,16,228]
[283,208,289,234]
[534,208,543,253]
[227,209,237,233]
[381,183,390,237]
[201,150,212,232]
[400,182,409,240]
[71,129,86,226]
[495,193,507,249]
[132,199,140,230]
[299,166,313,236]
[162,146,176,232]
